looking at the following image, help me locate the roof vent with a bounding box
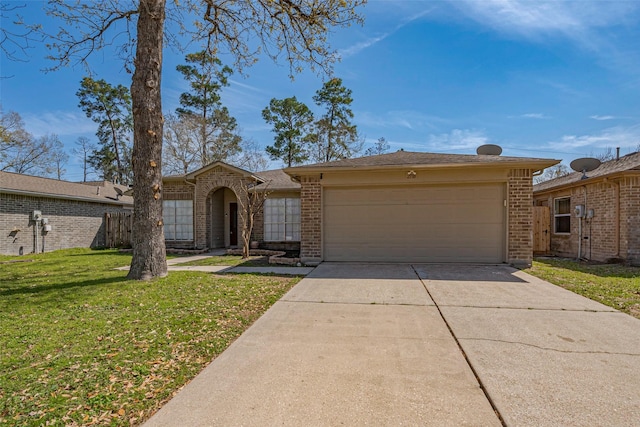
[476,144,502,156]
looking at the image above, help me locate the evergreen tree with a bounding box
[76,77,133,184]
[311,78,360,162]
[262,96,314,167]
[175,50,241,167]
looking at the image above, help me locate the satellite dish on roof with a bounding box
[570,157,601,180]
[476,144,502,155]
[114,187,124,199]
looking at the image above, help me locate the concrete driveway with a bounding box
[145,263,640,426]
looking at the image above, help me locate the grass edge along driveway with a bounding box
[0,248,301,426]
[526,258,640,319]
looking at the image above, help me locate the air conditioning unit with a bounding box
[574,205,585,218]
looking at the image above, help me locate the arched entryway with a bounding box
[207,187,239,249]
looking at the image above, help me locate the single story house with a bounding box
[0,170,133,255]
[163,150,557,267]
[533,151,640,265]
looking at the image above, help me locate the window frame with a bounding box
[163,199,194,241]
[263,198,301,242]
[553,197,571,234]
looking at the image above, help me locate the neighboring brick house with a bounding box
[163,151,557,267]
[0,171,133,255]
[533,152,640,265]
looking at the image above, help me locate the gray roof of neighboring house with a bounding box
[0,170,133,206]
[534,151,640,193]
[285,150,559,173]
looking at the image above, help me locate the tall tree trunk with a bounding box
[127,0,168,280]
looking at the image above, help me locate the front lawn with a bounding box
[526,258,640,319]
[178,254,270,267]
[0,248,300,426]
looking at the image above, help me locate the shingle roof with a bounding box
[0,170,133,206]
[534,151,640,192]
[253,169,300,191]
[285,150,558,173]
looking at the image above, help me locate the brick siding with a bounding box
[622,177,640,265]
[193,167,250,249]
[508,169,534,267]
[299,175,322,264]
[1,193,131,255]
[534,175,640,265]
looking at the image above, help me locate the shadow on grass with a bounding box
[0,275,131,297]
[535,257,640,279]
[66,251,132,259]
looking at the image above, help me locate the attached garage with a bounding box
[323,183,506,263]
[285,151,559,267]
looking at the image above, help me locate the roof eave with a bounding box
[0,188,134,207]
[285,159,560,176]
[533,170,640,194]
[185,161,264,183]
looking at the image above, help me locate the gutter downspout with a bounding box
[184,179,198,249]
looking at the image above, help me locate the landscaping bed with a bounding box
[225,249,302,266]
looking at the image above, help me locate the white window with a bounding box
[554,197,571,234]
[163,200,193,240]
[264,198,300,241]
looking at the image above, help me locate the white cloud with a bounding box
[426,129,488,151]
[339,8,433,58]
[451,0,638,42]
[22,111,95,138]
[549,125,640,152]
[448,0,640,77]
[589,115,615,121]
[357,110,450,132]
[520,113,550,119]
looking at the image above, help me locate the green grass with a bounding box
[526,258,640,318]
[178,254,271,267]
[0,248,300,426]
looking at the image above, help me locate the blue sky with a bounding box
[2,1,640,181]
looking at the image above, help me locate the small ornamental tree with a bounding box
[237,179,271,259]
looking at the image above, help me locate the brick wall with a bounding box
[534,176,640,264]
[584,182,618,261]
[299,175,322,264]
[193,167,251,249]
[1,193,131,255]
[622,177,640,265]
[163,181,194,200]
[252,206,264,243]
[508,169,533,267]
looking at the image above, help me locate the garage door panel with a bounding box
[323,184,505,263]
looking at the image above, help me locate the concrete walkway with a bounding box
[117,250,314,275]
[144,263,640,426]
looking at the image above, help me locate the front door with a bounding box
[229,202,238,246]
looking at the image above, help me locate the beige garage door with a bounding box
[323,183,505,263]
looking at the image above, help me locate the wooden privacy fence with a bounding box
[104,212,133,248]
[533,206,551,255]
